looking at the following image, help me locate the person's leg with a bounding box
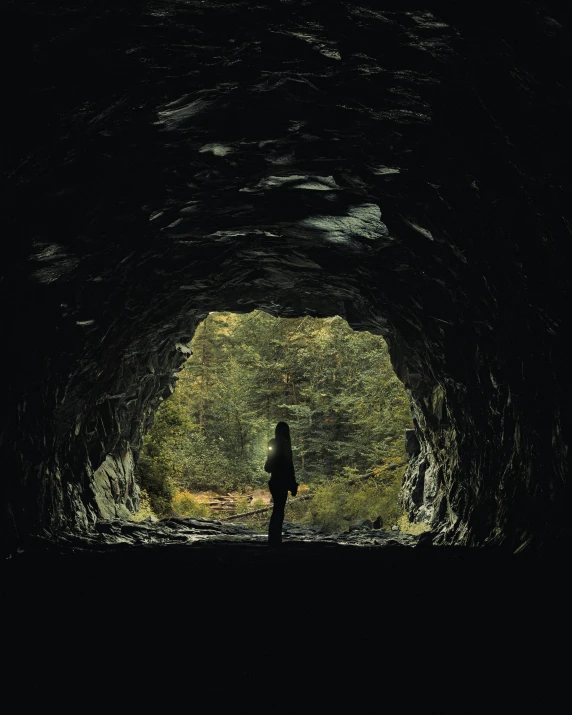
[268,488,287,546]
[268,482,276,546]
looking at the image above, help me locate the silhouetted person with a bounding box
[264,421,298,547]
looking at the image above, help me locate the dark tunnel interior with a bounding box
[2,2,570,691]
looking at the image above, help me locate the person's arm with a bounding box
[289,462,298,496]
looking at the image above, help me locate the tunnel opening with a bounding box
[3,257,567,559]
[131,310,425,540]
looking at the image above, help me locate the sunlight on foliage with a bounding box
[234,493,252,514]
[129,489,157,522]
[286,463,406,533]
[397,513,431,535]
[172,490,211,518]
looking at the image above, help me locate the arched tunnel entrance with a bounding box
[132,310,419,532]
[5,232,564,558]
[3,0,570,642]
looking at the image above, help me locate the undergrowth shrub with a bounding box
[129,489,157,522]
[397,512,431,535]
[286,464,405,533]
[172,490,211,518]
[232,495,269,530]
[234,493,251,514]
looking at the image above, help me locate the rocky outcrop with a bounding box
[93,446,140,520]
[2,1,570,555]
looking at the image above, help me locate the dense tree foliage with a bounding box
[137,311,413,517]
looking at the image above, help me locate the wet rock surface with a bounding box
[12,516,420,554]
[3,1,571,555]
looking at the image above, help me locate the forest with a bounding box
[135,311,415,532]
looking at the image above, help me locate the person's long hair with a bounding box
[274,421,293,463]
[275,421,290,442]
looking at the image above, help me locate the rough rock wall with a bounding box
[3,1,570,553]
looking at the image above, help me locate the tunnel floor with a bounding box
[4,518,567,708]
[5,516,564,596]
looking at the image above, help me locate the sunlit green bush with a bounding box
[172,490,211,518]
[286,466,404,533]
[234,493,251,514]
[397,512,431,535]
[129,489,157,522]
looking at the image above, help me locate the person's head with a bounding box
[275,421,290,441]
